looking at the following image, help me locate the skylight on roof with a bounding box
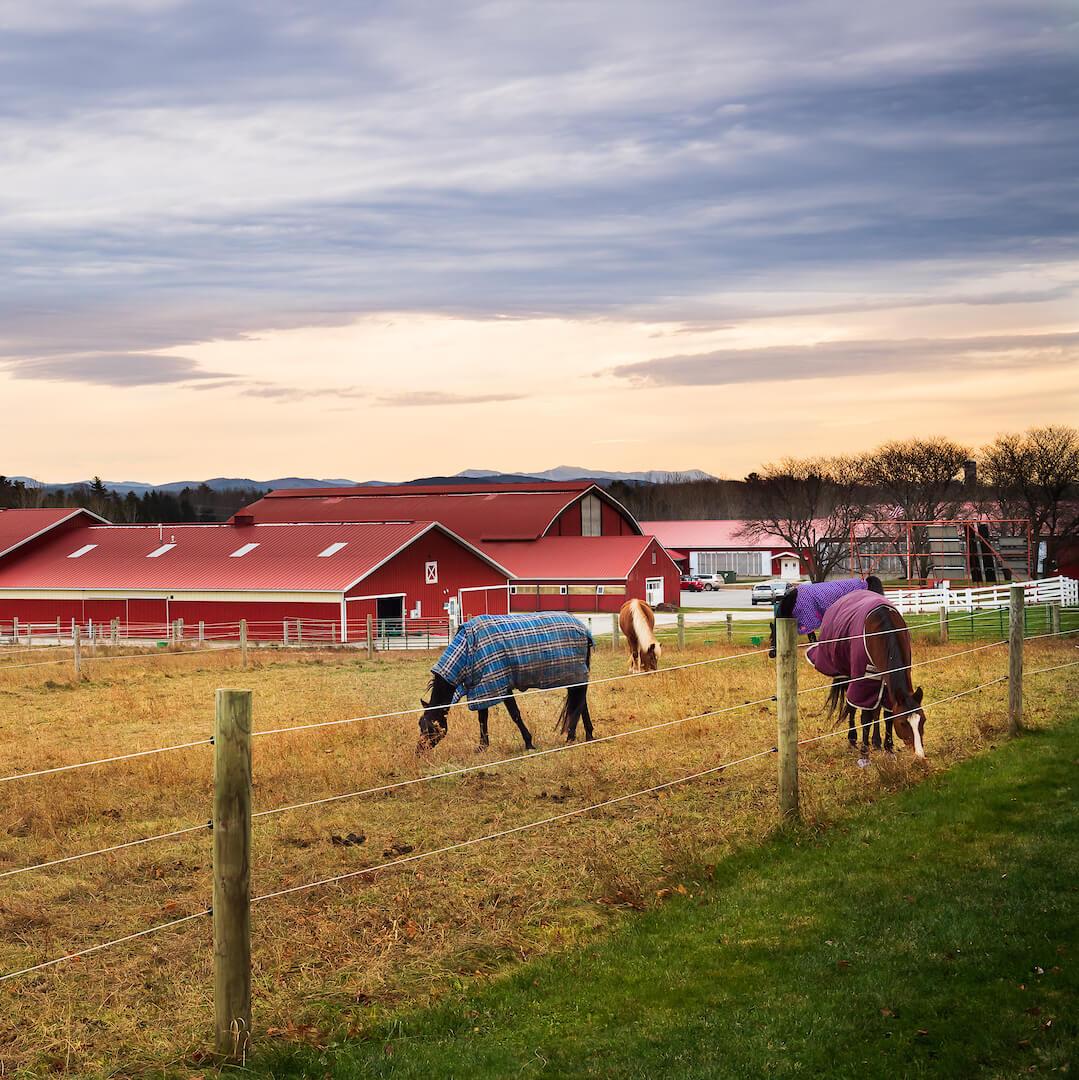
[229,542,260,558]
[317,542,348,558]
[67,543,97,559]
[146,543,176,558]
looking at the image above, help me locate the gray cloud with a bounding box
[608,331,1079,387]
[0,0,1076,366]
[1,352,230,386]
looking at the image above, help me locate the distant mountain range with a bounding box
[7,466,717,496]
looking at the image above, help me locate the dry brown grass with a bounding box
[0,635,1075,1075]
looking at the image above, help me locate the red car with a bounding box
[680,576,706,592]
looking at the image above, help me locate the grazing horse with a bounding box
[769,575,884,657]
[806,590,927,759]
[619,598,661,673]
[419,613,594,751]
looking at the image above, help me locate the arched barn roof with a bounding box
[237,482,643,541]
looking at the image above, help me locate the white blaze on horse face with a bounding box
[912,713,926,758]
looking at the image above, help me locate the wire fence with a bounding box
[0,603,1075,1068]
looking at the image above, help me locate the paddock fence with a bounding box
[0,585,1076,1065]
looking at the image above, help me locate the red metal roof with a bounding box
[0,508,107,559]
[480,536,659,581]
[638,520,791,549]
[0,521,511,593]
[240,482,641,541]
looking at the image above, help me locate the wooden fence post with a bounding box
[111,618,119,645]
[1008,585,1023,738]
[611,612,619,651]
[13,617,19,644]
[297,620,304,646]
[938,605,948,644]
[776,617,799,821]
[366,614,374,659]
[239,620,248,670]
[73,624,82,681]
[726,613,733,644]
[1049,602,1061,637]
[199,621,206,644]
[677,612,685,650]
[213,688,252,1063]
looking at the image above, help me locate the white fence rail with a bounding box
[886,575,1078,614]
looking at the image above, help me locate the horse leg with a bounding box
[807,631,818,643]
[884,708,895,753]
[847,704,857,748]
[502,694,534,751]
[860,709,873,754]
[579,690,594,741]
[478,708,489,749]
[871,709,882,750]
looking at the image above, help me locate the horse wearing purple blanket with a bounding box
[768,575,884,658]
[806,590,928,759]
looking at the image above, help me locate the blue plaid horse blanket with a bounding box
[433,614,594,711]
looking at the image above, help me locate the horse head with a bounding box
[417,675,452,751]
[640,641,661,672]
[891,686,927,759]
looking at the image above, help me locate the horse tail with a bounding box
[826,676,847,720]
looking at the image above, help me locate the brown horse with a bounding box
[619,598,661,673]
[807,593,927,758]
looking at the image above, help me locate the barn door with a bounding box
[645,577,664,606]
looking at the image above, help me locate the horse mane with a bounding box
[872,605,916,710]
[776,587,798,619]
[629,599,657,651]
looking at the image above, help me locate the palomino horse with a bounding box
[619,598,661,673]
[806,590,927,759]
[419,613,595,751]
[769,575,884,657]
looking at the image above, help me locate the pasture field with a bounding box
[263,689,1079,1080]
[0,628,1075,1075]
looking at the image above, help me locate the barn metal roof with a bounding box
[0,508,108,560]
[239,482,642,541]
[479,536,665,581]
[638,520,791,549]
[0,521,511,593]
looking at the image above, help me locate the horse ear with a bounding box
[647,643,656,655]
[914,686,924,705]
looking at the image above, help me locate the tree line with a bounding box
[610,426,1078,581]
[0,477,266,523]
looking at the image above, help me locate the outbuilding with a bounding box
[0,517,511,640]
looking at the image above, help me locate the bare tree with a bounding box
[862,438,971,578]
[741,455,873,582]
[980,425,1079,575]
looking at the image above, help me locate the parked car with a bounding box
[694,574,725,591]
[680,576,706,593]
[751,580,793,605]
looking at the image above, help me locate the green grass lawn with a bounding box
[256,705,1079,1079]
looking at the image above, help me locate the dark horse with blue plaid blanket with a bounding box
[419,613,595,751]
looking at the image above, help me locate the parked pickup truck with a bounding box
[751,580,793,605]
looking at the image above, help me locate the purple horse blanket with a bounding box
[791,578,869,636]
[805,591,901,710]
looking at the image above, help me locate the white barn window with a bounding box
[318,542,348,558]
[67,544,97,559]
[147,543,176,558]
[229,543,260,558]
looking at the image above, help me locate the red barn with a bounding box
[483,536,680,613]
[236,481,678,611]
[0,516,510,640]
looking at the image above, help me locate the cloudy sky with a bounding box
[3,0,1077,482]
